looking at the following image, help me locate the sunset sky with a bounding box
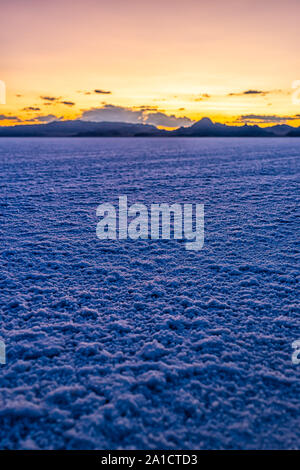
[1,0,300,128]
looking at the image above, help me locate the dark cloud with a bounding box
[40,96,59,102]
[228,89,286,97]
[94,89,112,94]
[77,90,112,95]
[229,90,268,97]
[135,105,160,112]
[80,104,194,128]
[238,114,300,124]
[244,90,266,95]
[34,114,58,123]
[40,96,75,106]
[60,101,75,106]
[23,107,41,111]
[0,114,22,122]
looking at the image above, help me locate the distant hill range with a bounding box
[0,117,300,137]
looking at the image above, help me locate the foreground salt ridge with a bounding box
[0,137,299,449]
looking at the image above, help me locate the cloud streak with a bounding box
[40,96,59,102]
[60,101,75,106]
[0,114,22,122]
[23,107,41,111]
[94,89,111,94]
[238,114,300,124]
[228,90,268,97]
[40,96,76,106]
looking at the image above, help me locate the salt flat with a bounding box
[0,137,299,449]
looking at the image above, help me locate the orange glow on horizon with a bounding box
[1,0,300,129]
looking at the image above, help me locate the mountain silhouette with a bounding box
[0,118,299,137]
[174,118,270,137]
